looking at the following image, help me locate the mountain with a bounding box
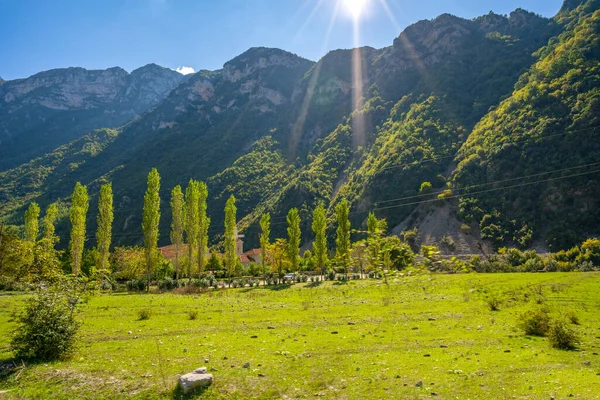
[0,64,184,169]
[1,0,598,253]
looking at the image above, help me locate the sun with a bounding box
[342,0,370,20]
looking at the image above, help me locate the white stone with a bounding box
[179,369,213,394]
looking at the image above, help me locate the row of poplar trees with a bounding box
[23,167,383,286]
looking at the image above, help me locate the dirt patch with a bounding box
[392,202,492,256]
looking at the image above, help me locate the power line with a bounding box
[350,168,600,216]
[355,160,600,210]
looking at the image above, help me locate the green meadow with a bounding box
[1,272,599,399]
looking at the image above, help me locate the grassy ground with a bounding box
[0,272,599,399]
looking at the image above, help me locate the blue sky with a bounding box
[0,0,564,80]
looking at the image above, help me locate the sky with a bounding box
[0,0,565,80]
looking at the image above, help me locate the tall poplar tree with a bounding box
[224,195,237,285]
[96,183,113,275]
[311,203,328,277]
[42,203,59,245]
[286,208,301,273]
[24,202,40,243]
[70,182,89,275]
[142,168,161,290]
[335,199,351,277]
[170,185,185,279]
[259,213,271,283]
[197,181,209,276]
[184,180,200,280]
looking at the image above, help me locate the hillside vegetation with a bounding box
[0,1,598,253]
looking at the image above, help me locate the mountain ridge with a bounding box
[1,0,598,253]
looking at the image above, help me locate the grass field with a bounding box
[1,272,599,399]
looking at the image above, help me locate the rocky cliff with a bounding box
[0,64,184,170]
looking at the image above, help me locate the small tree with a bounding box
[260,213,271,284]
[367,212,387,271]
[286,208,301,273]
[96,183,113,276]
[224,195,237,286]
[142,168,161,290]
[24,202,41,243]
[170,185,185,279]
[312,203,328,278]
[70,182,89,276]
[335,199,351,277]
[268,238,290,284]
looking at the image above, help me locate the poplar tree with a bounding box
[311,203,328,277]
[259,213,271,284]
[42,203,59,244]
[184,180,200,280]
[170,185,185,280]
[142,168,161,290]
[367,212,386,270]
[96,183,113,275]
[70,182,89,275]
[24,202,40,243]
[335,199,351,278]
[224,195,237,285]
[286,208,301,273]
[197,181,209,276]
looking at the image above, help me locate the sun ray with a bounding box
[289,0,342,158]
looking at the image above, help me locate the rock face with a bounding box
[178,367,213,394]
[0,64,184,170]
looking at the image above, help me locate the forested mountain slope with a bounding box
[0,64,184,169]
[1,1,598,253]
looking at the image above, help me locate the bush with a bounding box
[548,319,578,350]
[486,294,502,311]
[11,279,91,361]
[158,277,179,291]
[138,308,152,320]
[188,310,198,320]
[519,309,551,336]
[126,279,147,292]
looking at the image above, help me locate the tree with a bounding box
[351,240,367,277]
[268,239,289,284]
[335,199,351,277]
[24,202,40,243]
[224,195,237,285]
[197,182,209,276]
[286,208,301,273]
[259,213,271,284]
[96,183,113,276]
[367,212,387,271]
[42,203,59,245]
[142,168,161,290]
[184,180,200,279]
[70,182,89,276]
[170,185,185,279]
[311,203,328,277]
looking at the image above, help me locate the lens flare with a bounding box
[342,0,370,20]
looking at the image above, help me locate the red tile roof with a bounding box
[159,244,188,260]
[243,248,262,256]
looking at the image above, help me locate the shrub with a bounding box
[126,279,147,292]
[486,294,502,311]
[566,311,580,325]
[138,308,152,320]
[519,309,551,336]
[548,319,578,350]
[188,310,198,320]
[11,279,91,361]
[158,277,179,291]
